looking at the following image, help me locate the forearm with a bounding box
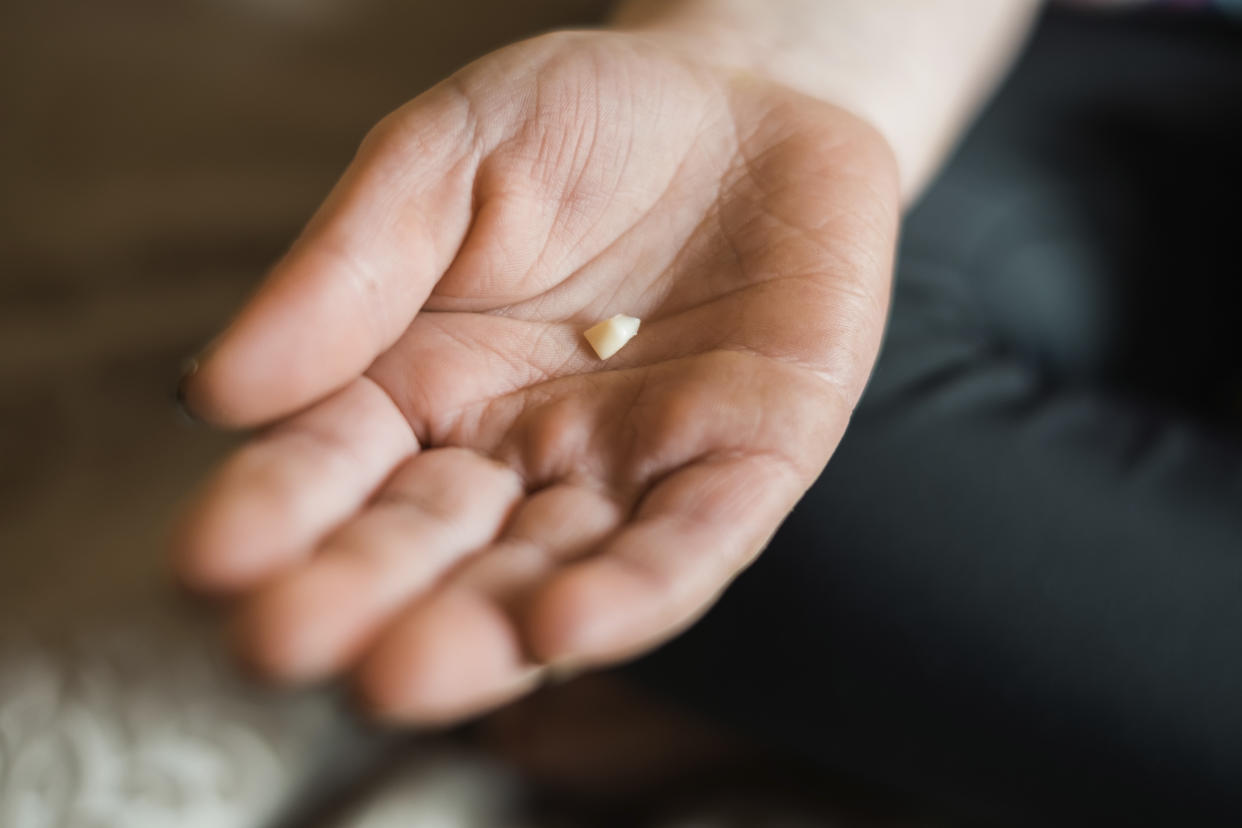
[611,0,1040,203]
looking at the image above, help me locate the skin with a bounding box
[174,2,1036,723]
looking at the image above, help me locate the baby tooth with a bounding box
[583,314,641,360]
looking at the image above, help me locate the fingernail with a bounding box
[173,357,201,425]
[544,658,587,685]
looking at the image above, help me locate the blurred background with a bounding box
[0,1,939,825]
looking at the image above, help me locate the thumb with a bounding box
[179,80,479,428]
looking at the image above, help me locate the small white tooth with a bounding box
[583,314,641,360]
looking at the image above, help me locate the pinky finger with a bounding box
[525,453,805,669]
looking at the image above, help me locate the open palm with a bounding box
[175,31,899,722]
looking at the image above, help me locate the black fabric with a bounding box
[624,11,1242,827]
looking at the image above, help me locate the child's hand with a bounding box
[174,30,899,722]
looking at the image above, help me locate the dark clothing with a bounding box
[628,11,1242,826]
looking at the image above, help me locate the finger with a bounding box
[354,484,622,723]
[509,352,849,666]
[180,81,480,427]
[526,454,808,668]
[173,377,416,593]
[237,447,523,682]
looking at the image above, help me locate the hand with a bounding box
[173,30,899,722]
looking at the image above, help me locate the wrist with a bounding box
[609,0,1038,204]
